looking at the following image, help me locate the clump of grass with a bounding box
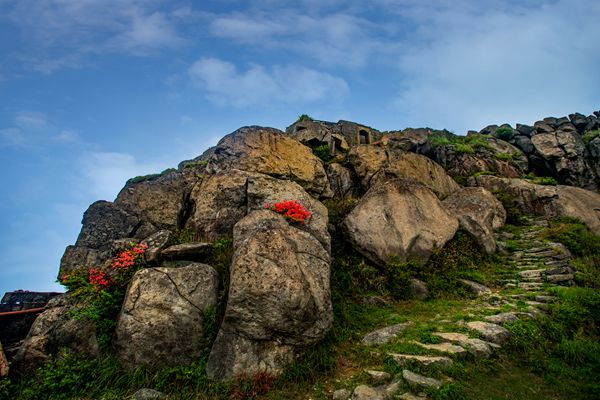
[494,191,527,225]
[323,197,358,225]
[429,133,493,154]
[471,170,498,178]
[127,168,176,184]
[296,114,313,123]
[313,144,334,162]
[495,127,514,141]
[454,143,475,154]
[583,129,600,144]
[183,160,208,169]
[524,173,558,186]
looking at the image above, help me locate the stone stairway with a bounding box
[332,218,575,400]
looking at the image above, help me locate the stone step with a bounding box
[466,321,511,345]
[519,269,544,278]
[518,282,543,290]
[388,353,453,369]
[544,259,570,268]
[412,341,467,356]
[402,370,443,389]
[362,322,414,345]
[546,266,574,276]
[432,332,498,358]
[484,312,520,324]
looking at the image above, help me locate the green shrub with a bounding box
[296,114,313,122]
[583,129,600,144]
[313,144,334,162]
[452,175,468,186]
[495,127,514,141]
[533,176,558,186]
[183,160,208,169]
[471,170,498,178]
[430,135,453,147]
[323,197,358,225]
[494,192,527,225]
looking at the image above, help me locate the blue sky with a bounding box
[1,0,599,296]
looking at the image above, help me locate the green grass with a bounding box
[127,168,177,184]
[312,144,334,162]
[429,133,493,154]
[295,114,313,123]
[582,129,600,144]
[495,127,514,141]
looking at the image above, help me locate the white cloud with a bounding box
[209,11,395,68]
[188,57,349,108]
[388,0,600,132]
[78,151,171,201]
[5,0,186,71]
[0,128,24,146]
[15,111,47,129]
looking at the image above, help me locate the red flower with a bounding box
[89,268,113,290]
[267,200,312,224]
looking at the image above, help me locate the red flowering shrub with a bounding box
[265,200,312,224]
[58,242,148,348]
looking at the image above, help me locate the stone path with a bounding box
[331,218,573,399]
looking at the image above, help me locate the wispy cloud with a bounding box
[3,0,187,73]
[209,10,396,68]
[385,0,600,132]
[78,151,171,201]
[188,57,349,108]
[15,111,47,129]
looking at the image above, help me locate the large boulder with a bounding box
[115,169,199,230]
[347,146,460,198]
[206,210,332,379]
[207,126,332,197]
[343,179,459,266]
[187,170,330,250]
[11,295,98,374]
[471,175,600,234]
[442,187,506,254]
[530,131,597,190]
[59,201,142,277]
[113,264,219,369]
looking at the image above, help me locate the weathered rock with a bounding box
[427,136,528,178]
[466,321,511,345]
[410,278,429,300]
[471,176,600,234]
[12,295,98,373]
[343,179,458,266]
[413,341,467,355]
[443,187,506,254]
[141,230,172,264]
[0,340,8,377]
[327,163,357,198]
[348,146,460,198]
[389,353,453,369]
[333,388,352,400]
[530,131,597,190]
[352,385,384,400]
[187,170,330,250]
[131,388,167,400]
[432,333,495,358]
[484,312,520,324]
[206,210,332,379]
[114,264,219,369]
[75,201,140,249]
[160,242,213,261]
[59,201,142,276]
[402,370,442,389]
[207,126,331,197]
[458,279,492,296]
[365,369,391,383]
[362,322,413,345]
[115,169,196,230]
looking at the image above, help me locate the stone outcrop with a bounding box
[343,179,459,266]
[207,126,332,197]
[187,170,330,250]
[471,175,600,234]
[428,136,528,178]
[347,146,460,198]
[115,168,198,230]
[11,295,98,373]
[285,119,382,151]
[443,187,506,253]
[114,264,219,369]
[327,163,357,198]
[206,210,332,379]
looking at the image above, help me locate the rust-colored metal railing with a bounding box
[0,307,45,317]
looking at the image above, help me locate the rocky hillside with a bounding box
[1,110,600,399]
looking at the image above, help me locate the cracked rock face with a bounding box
[113,263,219,369]
[206,210,332,379]
[206,126,332,198]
